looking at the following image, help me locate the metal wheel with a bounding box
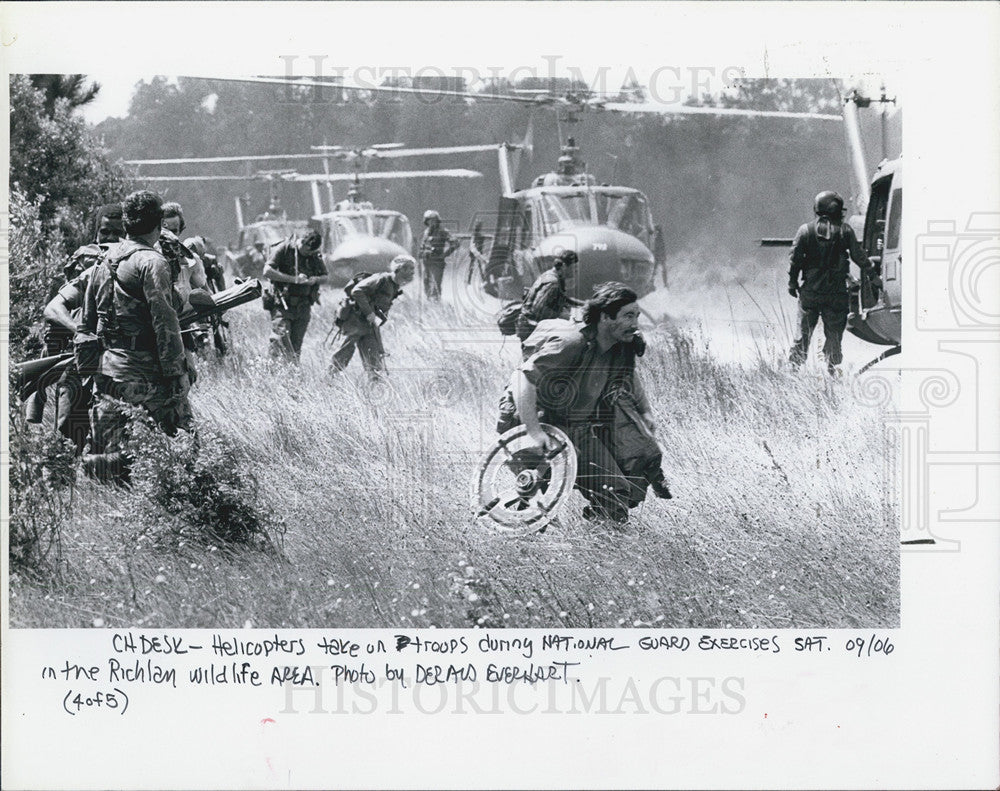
[470,423,577,535]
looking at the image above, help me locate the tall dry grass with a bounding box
[10,288,898,629]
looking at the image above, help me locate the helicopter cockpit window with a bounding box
[372,213,413,250]
[540,193,592,232]
[332,215,370,237]
[885,188,902,251]
[599,192,653,240]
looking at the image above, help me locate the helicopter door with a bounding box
[517,204,541,282]
[488,197,521,299]
[882,186,902,284]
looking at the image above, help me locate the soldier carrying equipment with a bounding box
[329,255,415,380]
[262,230,329,361]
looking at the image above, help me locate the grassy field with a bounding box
[9,281,899,629]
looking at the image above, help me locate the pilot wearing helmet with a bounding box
[787,190,881,374]
[418,209,458,301]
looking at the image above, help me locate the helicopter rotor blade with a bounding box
[283,168,483,182]
[353,143,507,158]
[511,112,535,187]
[124,152,342,166]
[191,75,546,105]
[600,102,843,121]
[134,174,268,182]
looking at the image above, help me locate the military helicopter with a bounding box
[481,133,662,300]
[280,143,489,284]
[127,144,485,284]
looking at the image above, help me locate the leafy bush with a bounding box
[125,419,286,552]
[9,75,132,249]
[8,189,67,359]
[8,75,132,360]
[8,400,77,576]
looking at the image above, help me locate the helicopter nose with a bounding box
[328,238,409,286]
[541,227,655,298]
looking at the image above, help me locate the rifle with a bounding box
[177,278,263,326]
[466,245,488,286]
[17,279,263,409]
[15,353,75,409]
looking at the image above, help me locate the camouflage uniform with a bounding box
[515,268,577,345]
[330,272,403,377]
[788,219,874,368]
[265,240,328,360]
[44,265,97,453]
[28,253,106,427]
[519,319,652,522]
[76,239,193,481]
[419,224,456,300]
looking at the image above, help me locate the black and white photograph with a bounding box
[3,2,998,789]
[9,72,902,630]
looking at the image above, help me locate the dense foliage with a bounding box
[8,75,132,358]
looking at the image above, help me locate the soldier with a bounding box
[26,203,124,427]
[515,249,582,346]
[75,190,195,483]
[787,191,881,374]
[40,260,99,453]
[160,202,207,309]
[62,203,125,284]
[262,229,329,361]
[419,209,458,301]
[510,282,669,524]
[184,236,226,293]
[330,255,416,379]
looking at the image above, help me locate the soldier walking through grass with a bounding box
[788,190,881,374]
[75,190,196,483]
[330,255,416,380]
[511,281,671,524]
[262,229,329,361]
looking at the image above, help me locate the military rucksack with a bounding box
[334,272,374,326]
[497,301,523,336]
[344,271,373,299]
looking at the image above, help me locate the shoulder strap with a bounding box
[103,247,147,332]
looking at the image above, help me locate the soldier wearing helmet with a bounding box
[330,255,416,380]
[418,209,458,300]
[515,249,583,347]
[787,190,881,373]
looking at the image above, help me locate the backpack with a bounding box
[344,271,373,299]
[335,272,374,326]
[497,301,522,336]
